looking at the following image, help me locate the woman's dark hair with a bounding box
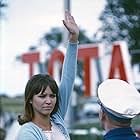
[18,74,59,125]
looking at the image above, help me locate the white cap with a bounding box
[97,79,140,119]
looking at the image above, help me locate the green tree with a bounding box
[41,28,62,49]
[41,27,93,49]
[95,0,140,65]
[0,0,7,18]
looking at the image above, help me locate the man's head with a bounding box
[97,79,140,130]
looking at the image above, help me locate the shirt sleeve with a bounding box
[15,123,45,140]
[57,42,78,119]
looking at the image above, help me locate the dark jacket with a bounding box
[104,127,140,140]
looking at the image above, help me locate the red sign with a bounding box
[21,42,133,96]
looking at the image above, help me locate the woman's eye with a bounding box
[50,94,56,98]
[39,95,46,98]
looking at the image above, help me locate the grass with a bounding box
[0,96,24,113]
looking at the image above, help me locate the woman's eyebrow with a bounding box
[43,92,55,95]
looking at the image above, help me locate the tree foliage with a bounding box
[41,28,62,49]
[41,27,93,49]
[95,0,140,65]
[0,0,7,18]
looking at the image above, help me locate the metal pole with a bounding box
[63,0,71,47]
[64,0,70,11]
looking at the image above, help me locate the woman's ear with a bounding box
[29,100,32,104]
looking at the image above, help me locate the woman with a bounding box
[16,11,79,140]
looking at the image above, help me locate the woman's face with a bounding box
[32,86,57,117]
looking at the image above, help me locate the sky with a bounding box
[0,0,106,97]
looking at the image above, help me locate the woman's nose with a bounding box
[45,96,51,104]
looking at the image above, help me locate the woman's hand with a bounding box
[63,11,79,43]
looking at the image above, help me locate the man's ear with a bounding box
[99,109,106,121]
